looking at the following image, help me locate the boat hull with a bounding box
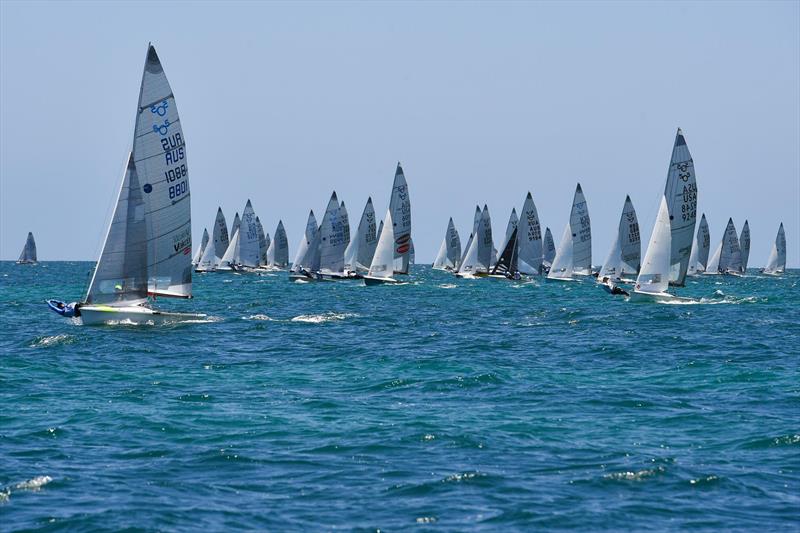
[629,290,692,303]
[78,305,206,326]
[363,276,400,286]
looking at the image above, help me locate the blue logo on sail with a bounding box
[150,100,169,117]
[153,120,170,136]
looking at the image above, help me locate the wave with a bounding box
[243,314,276,321]
[29,334,75,348]
[291,312,358,324]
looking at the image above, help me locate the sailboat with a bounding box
[266,220,289,270]
[432,217,461,271]
[739,220,750,273]
[598,195,640,288]
[631,196,688,301]
[48,45,204,324]
[718,218,743,276]
[340,201,351,253]
[547,183,591,281]
[489,226,521,280]
[307,192,349,280]
[16,232,37,264]
[687,214,710,276]
[255,216,269,268]
[289,210,319,281]
[664,128,698,286]
[458,206,481,269]
[497,208,518,267]
[192,228,209,266]
[704,240,723,275]
[456,205,493,278]
[364,209,402,285]
[517,192,544,275]
[389,163,412,275]
[762,223,786,275]
[542,227,556,271]
[344,198,378,276]
[197,208,228,272]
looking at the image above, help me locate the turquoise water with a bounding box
[2,261,798,531]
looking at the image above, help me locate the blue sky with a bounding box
[1,1,798,266]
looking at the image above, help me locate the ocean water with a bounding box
[1,261,798,531]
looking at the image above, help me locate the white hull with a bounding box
[363,275,401,286]
[79,305,206,326]
[629,290,692,303]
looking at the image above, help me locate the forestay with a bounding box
[663,128,698,286]
[635,196,671,295]
[133,45,192,298]
[86,154,149,305]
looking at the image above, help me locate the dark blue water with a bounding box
[2,262,799,531]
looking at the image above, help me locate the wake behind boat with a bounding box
[47,45,204,325]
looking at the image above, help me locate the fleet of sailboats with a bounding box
[31,44,791,323]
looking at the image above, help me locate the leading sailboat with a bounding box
[48,44,203,325]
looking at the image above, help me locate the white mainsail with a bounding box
[212,207,229,260]
[504,208,519,247]
[764,223,786,274]
[344,197,378,273]
[547,223,574,280]
[291,211,317,273]
[318,192,347,275]
[687,213,710,275]
[718,218,742,274]
[196,230,218,272]
[664,128,698,286]
[17,232,37,263]
[237,200,260,267]
[635,196,672,296]
[543,227,556,267]
[217,229,240,271]
[570,184,592,275]
[739,220,750,272]
[433,218,461,270]
[517,192,543,275]
[133,45,192,298]
[268,220,289,268]
[599,195,640,280]
[458,205,493,275]
[460,206,481,266]
[705,242,722,275]
[230,212,241,242]
[367,209,395,280]
[192,228,209,265]
[86,153,149,305]
[390,163,412,274]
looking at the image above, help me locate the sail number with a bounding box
[681,183,697,221]
[169,181,187,200]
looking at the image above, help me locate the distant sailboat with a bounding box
[364,209,401,285]
[390,163,412,275]
[456,205,492,278]
[739,220,750,273]
[267,220,289,269]
[314,192,348,280]
[718,218,743,275]
[16,232,37,264]
[664,128,698,286]
[687,214,710,276]
[517,192,544,275]
[432,218,461,271]
[256,216,268,267]
[632,196,683,301]
[192,228,209,266]
[704,240,723,275]
[547,183,591,280]
[230,212,241,241]
[289,210,319,281]
[542,227,556,270]
[763,223,786,275]
[496,208,518,266]
[340,201,351,251]
[489,226,520,280]
[216,228,240,272]
[195,207,228,272]
[344,198,378,275]
[598,195,640,283]
[47,45,204,324]
[459,206,481,268]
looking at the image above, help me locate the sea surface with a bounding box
[1,261,798,531]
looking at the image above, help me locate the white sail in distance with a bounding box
[547,223,574,280]
[599,195,640,280]
[291,211,317,272]
[543,227,556,267]
[269,220,289,268]
[664,128,698,286]
[256,216,268,266]
[764,223,786,274]
[433,218,461,270]
[235,200,260,267]
[17,232,37,263]
[344,197,377,272]
[133,45,192,298]
[318,192,346,274]
[217,229,239,271]
[212,207,229,260]
[687,213,710,275]
[517,192,543,275]
[192,228,209,265]
[718,218,742,273]
[570,183,592,275]
[739,220,750,272]
[705,241,722,274]
[367,209,396,279]
[635,196,672,295]
[389,163,412,274]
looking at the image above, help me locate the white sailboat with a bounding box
[739,220,750,273]
[47,45,205,324]
[456,205,493,278]
[632,196,685,301]
[255,216,269,267]
[718,218,743,276]
[763,223,786,275]
[459,206,481,269]
[364,209,401,285]
[340,201,351,251]
[517,192,544,275]
[195,208,228,272]
[547,183,591,280]
[687,213,710,276]
[313,192,349,280]
[704,241,723,275]
[432,217,461,271]
[390,163,412,275]
[230,212,241,242]
[344,197,378,275]
[289,210,319,281]
[192,228,209,266]
[216,228,240,271]
[598,195,640,283]
[16,232,37,264]
[664,128,698,286]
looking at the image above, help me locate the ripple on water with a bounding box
[29,334,75,348]
[290,312,358,324]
